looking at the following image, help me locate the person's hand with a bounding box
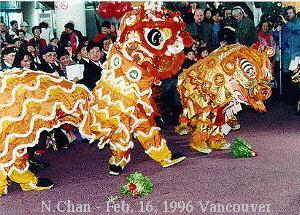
[224,26,235,32]
[279,15,287,24]
[276,26,282,31]
[220,41,227,47]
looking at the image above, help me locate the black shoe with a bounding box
[29,159,50,172]
[109,165,123,176]
[171,152,185,160]
[36,178,54,189]
[54,128,70,150]
[154,116,165,127]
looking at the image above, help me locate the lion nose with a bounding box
[261,88,269,95]
[261,86,271,99]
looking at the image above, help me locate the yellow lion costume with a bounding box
[176,44,274,154]
[0,3,192,196]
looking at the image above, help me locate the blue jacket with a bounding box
[281,18,300,71]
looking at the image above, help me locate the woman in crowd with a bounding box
[257,21,276,49]
[257,21,276,74]
[12,50,35,70]
[76,43,89,66]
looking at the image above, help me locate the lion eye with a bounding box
[147,29,162,47]
[240,58,257,78]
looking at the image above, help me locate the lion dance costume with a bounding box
[0,3,192,196]
[176,44,274,154]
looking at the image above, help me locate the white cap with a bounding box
[20,22,29,27]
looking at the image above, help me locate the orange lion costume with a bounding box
[176,44,274,154]
[0,2,192,196]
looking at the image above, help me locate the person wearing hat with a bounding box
[36,45,72,151]
[1,47,16,72]
[20,21,33,41]
[227,6,258,47]
[38,45,64,77]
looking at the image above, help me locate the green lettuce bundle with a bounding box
[230,137,257,158]
[120,172,153,197]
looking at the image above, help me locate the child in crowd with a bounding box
[184,47,197,67]
[196,46,209,60]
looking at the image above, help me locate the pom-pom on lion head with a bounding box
[116,2,193,80]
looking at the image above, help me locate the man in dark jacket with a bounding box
[60,22,84,56]
[229,6,258,47]
[160,47,197,125]
[78,41,103,91]
[0,22,13,46]
[38,45,65,77]
[186,8,215,51]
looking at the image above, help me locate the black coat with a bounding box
[78,60,102,91]
[38,60,65,77]
[60,30,84,48]
[0,32,13,45]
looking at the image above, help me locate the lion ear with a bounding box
[251,43,275,58]
[264,47,275,58]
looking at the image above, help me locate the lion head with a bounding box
[178,44,274,123]
[217,44,274,112]
[116,2,193,80]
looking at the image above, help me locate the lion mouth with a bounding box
[233,90,249,105]
[248,85,271,112]
[155,52,185,79]
[230,80,248,105]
